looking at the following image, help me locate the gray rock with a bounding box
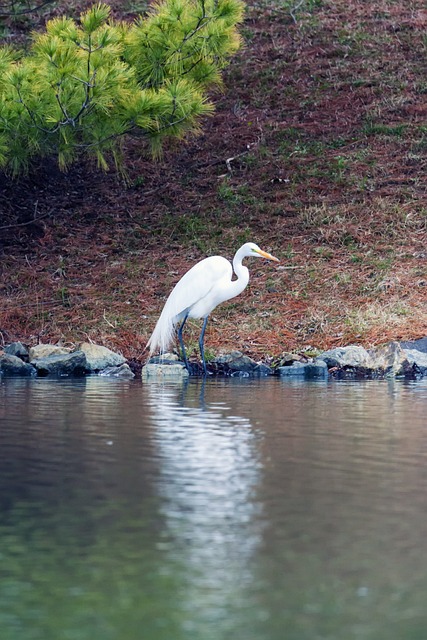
[400,337,427,353]
[214,350,259,373]
[320,342,413,378]
[0,354,36,377]
[276,352,302,366]
[279,361,328,378]
[4,342,29,360]
[368,342,411,377]
[98,364,135,378]
[402,348,427,375]
[231,370,251,378]
[29,344,71,362]
[278,362,307,376]
[78,342,126,372]
[141,363,189,379]
[149,353,179,364]
[320,345,372,368]
[305,361,329,378]
[253,363,273,376]
[32,351,87,377]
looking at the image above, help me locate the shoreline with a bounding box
[1,338,426,380]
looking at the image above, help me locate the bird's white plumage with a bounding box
[147,256,232,355]
[147,242,278,358]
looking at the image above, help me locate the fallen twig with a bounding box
[289,0,306,23]
[0,206,54,231]
[0,0,54,17]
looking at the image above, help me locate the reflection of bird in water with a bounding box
[144,380,262,619]
[147,242,279,373]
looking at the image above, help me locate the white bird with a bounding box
[147,242,279,374]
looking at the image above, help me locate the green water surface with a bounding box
[1,377,427,640]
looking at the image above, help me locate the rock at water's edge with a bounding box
[0,354,36,377]
[79,342,126,371]
[214,350,258,372]
[213,350,273,375]
[320,342,412,377]
[149,353,179,364]
[99,364,135,378]
[141,363,189,379]
[368,342,411,377]
[319,345,372,369]
[29,344,71,362]
[4,342,29,360]
[402,348,427,375]
[32,351,87,377]
[279,361,328,378]
[400,337,427,353]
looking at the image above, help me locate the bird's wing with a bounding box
[163,255,232,320]
[147,256,231,354]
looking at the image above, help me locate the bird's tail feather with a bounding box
[146,307,177,356]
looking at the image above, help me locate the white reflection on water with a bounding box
[144,380,263,614]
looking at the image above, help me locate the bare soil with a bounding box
[0,0,426,364]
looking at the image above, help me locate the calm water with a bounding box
[0,376,427,640]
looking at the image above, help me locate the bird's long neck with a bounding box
[228,248,250,299]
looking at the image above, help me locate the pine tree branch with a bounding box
[55,90,71,125]
[15,85,54,134]
[0,0,244,174]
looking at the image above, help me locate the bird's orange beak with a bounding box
[256,248,280,262]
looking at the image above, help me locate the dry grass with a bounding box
[0,0,427,361]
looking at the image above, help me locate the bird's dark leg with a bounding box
[199,316,209,376]
[178,314,190,371]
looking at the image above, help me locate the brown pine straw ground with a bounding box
[0,0,426,365]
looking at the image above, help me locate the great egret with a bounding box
[147,242,279,374]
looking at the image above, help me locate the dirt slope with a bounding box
[0,0,426,362]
